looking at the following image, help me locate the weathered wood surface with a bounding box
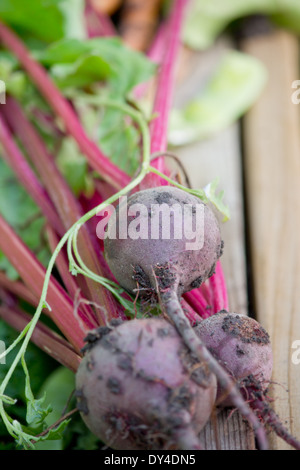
[173,38,255,450]
[241,29,300,450]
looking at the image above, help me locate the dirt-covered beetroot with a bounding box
[103,186,270,449]
[194,311,300,449]
[104,186,223,299]
[75,318,217,450]
[194,311,273,406]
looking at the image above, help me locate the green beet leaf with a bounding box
[0,0,85,43]
[168,50,267,147]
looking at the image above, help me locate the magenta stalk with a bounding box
[0,20,130,190]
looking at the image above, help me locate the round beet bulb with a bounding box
[104,186,223,299]
[75,318,217,450]
[194,311,273,406]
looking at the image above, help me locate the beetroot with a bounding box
[194,312,273,406]
[75,318,217,450]
[194,311,300,449]
[104,185,223,298]
[103,186,269,449]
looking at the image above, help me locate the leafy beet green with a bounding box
[0,319,57,448]
[0,159,50,280]
[0,0,85,43]
[37,37,156,95]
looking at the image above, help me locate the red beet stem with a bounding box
[150,0,187,155]
[0,213,91,351]
[140,0,187,189]
[0,20,130,190]
[0,305,81,372]
[85,1,117,37]
[209,261,229,314]
[0,113,64,235]
[3,96,121,319]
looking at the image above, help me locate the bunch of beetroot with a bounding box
[75,186,300,450]
[0,0,299,451]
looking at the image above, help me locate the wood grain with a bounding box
[173,38,255,450]
[241,30,300,450]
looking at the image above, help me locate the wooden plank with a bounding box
[173,37,255,450]
[200,408,254,450]
[241,30,300,450]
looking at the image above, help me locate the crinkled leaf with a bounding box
[168,51,267,146]
[25,393,52,428]
[33,367,76,449]
[0,320,57,445]
[50,54,113,89]
[37,37,156,95]
[22,356,52,427]
[33,37,155,175]
[6,367,75,450]
[10,417,69,449]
